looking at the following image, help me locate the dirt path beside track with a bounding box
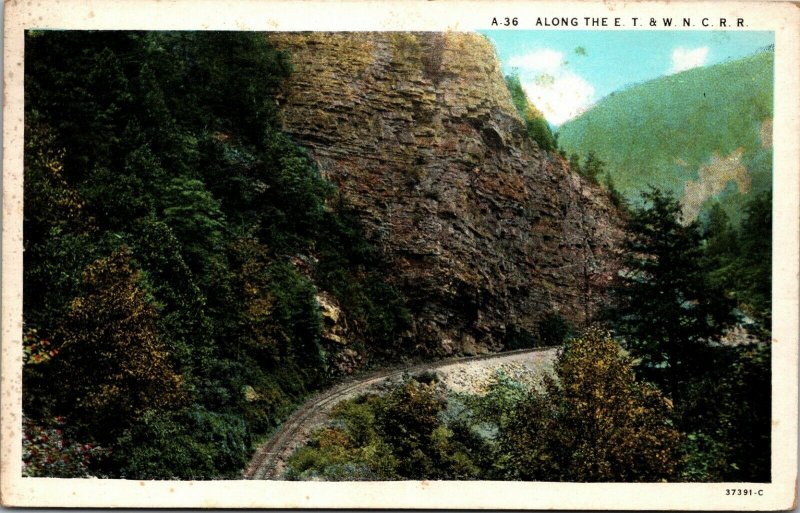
[243,346,559,480]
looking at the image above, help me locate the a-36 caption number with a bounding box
[491,17,518,27]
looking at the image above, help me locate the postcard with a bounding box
[2,0,797,509]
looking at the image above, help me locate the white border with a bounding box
[2,0,798,509]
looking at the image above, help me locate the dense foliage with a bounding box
[23,31,410,479]
[287,332,682,482]
[608,189,736,398]
[701,192,772,328]
[287,374,484,480]
[503,312,574,350]
[606,189,771,482]
[478,331,682,482]
[22,31,770,483]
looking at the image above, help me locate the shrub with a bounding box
[481,330,683,482]
[22,416,110,478]
[537,312,573,346]
[112,406,251,479]
[503,326,538,349]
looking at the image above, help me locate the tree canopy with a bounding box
[23,30,410,479]
[608,189,735,399]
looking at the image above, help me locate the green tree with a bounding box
[54,248,186,442]
[608,189,735,401]
[125,217,214,373]
[111,405,251,479]
[582,151,604,183]
[484,331,682,482]
[603,172,626,209]
[701,202,738,294]
[505,74,557,152]
[734,191,772,326]
[161,177,226,273]
[568,153,582,175]
[375,378,446,479]
[679,343,770,482]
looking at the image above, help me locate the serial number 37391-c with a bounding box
[726,489,764,496]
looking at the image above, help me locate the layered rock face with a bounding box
[269,32,623,355]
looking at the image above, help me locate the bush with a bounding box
[22,416,110,478]
[287,379,487,481]
[286,395,397,481]
[537,312,573,346]
[503,326,537,349]
[505,313,572,350]
[112,406,251,479]
[480,330,683,482]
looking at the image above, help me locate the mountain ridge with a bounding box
[557,50,773,224]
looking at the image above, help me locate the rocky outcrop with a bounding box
[270,32,624,355]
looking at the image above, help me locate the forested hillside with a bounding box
[23,31,410,479]
[558,51,773,225]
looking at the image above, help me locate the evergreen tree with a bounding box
[603,172,626,209]
[161,176,226,275]
[700,193,771,331]
[582,151,604,183]
[568,153,582,175]
[734,191,772,326]
[608,189,735,401]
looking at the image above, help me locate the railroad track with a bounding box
[243,346,558,480]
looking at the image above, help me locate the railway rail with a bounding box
[243,346,558,480]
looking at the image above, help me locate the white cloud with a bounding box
[508,49,565,74]
[520,71,595,126]
[669,46,710,74]
[508,48,596,125]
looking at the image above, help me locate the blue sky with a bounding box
[481,31,774,126]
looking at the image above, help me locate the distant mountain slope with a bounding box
[557,51,773,224]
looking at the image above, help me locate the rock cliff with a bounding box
[269,32,624,355]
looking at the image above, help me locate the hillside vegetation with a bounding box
[557,51,773,224]
[23,31,410,479]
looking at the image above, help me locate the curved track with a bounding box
[243,346,558,480]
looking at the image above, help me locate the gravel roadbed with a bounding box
[244,347,559,480]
